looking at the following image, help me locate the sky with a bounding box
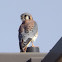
[0,0,62,53]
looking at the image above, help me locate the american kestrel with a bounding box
[18,13,38,52]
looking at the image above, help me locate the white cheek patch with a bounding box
[26,16,29,20]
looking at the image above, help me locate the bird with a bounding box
[18,13,38,52]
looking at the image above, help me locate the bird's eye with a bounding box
[25,15,26,17]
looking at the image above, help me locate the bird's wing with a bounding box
[18,25,24,50]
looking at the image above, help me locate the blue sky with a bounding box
[0,0,62,53]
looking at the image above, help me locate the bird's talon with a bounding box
[23,47,27,52]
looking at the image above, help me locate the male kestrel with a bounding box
[18,13,38,52]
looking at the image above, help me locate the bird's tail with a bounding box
[19,38,32,52]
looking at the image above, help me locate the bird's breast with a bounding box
[32,32,38,41]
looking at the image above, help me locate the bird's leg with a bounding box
[32,41,35,47]
[23,47,27,52]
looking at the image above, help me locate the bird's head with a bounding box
[20,13,33,22]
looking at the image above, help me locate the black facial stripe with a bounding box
[29,16,30,19]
